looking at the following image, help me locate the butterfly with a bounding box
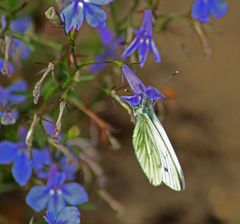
[132,99,185,191]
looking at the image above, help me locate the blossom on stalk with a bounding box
[26,169,88,216]
[60,0,112,33]
[120,65,165,107]
[192,0,228,23]
[32,149,78,181]
[122,9,160,67]
[0,127,32,185]
[90,27,124,72]
[31,118,77,180]
[0,81,27,125]
[44,207,80,224]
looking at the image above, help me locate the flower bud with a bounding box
[1,110,16,125]
[45,7,62,26]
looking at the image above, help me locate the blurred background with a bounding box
[0,0,240,224]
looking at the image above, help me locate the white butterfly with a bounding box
[133,101,185,191]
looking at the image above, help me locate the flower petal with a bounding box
[44,210,56,224]
[138,40,150,68]
[122,37,140,59]
[191,0,210,23]
[26,186,50,212]
[57,207,80,224]
[150,40,161,63]
[209,0,228,19]
[32,148,51,179]
[85,4,107,28]
[97,27,115,46]
[47,192,66,216]
[0,85,10,106]
[0,141,18,164]
[12,152,32,186]
[62,183,88,205]
[122,65,145,95]
[141,9,153,35]
[120,95,142,107]
[87,0,112,5]
[144,86,165,101]
[8,81,27,105]
[60,3,84,33]
[10,17,31,33]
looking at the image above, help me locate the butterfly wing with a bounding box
[133,113,163,186]
[150,112,185,191]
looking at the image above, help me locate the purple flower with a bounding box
[26,170,88,216]
[0,81,27,125]
[122,9,160,68]
[120,65,165,107]
[44,207,80,224]
[0,128,32,186]
[31,118,77,180]
[90,27,124,72]
[192,0,228,23]
[60,0,112,33]
[10,17,32,59]
[32,149,78,181]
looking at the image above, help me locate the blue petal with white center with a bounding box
[60,0,112,33]
[26,171,88,216]
[122,9,161,67]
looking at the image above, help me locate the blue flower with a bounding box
[44,207,80,224]
[32,148,78,181]
[31,118,77,180]
[26,170,88,216]
[90,27,124,72]
[122,9,160,68]
[0,81,27,125]
[120,65,165,107]
[60,0,112,33]
[192,0,228,23]
[0,128,32,186]
[10,17,32,59]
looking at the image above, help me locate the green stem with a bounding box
[10,31,62,51]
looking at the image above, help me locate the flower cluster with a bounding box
[0,0,230,223]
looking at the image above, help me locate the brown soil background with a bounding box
[87,1,240,224]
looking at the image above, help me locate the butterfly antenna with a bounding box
[160,70,180,87]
